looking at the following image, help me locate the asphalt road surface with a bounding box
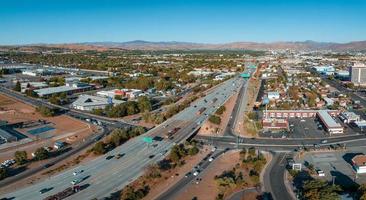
[263,152,294,200]
[1,77,243,200]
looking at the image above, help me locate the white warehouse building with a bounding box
[71,94,125,111]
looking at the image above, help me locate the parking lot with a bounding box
[260,117,360,139]
[295,149,366,187]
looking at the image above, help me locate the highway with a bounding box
[0,126,108,189]
[0,77,244,200]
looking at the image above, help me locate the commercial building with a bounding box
[335,70,350,80]
[313,66,335,75]
[97,89,143,99]
[339,112,360,124]
[262,118,289,130]
[263,110,340,119]
[71,94,125,111]
[0,128,17,143]
[352,155,366,174]
[350,63,366,86]
[34,82,92,97]
[20,82,48,93]
[316,110,343,134]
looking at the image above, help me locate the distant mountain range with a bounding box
[10,40,366,51]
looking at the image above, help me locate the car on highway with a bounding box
[73,170,83,176]
[193,171,199,176]
[321,139,328,144]
[106,155,114,160]
[185,172,191,178]
[208,157,214,162]
[160,150,168,155]
[115,153,125,159]
[71,178,82,185]
[39,187,53,194]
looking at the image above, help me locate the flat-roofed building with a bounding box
[71,94,125,111]
[34,82,92,97]
[317,110,343,134]
[350,63,366,86]
[0,128,17,143]
[263,110,340,119]
[352,155,366,174]
[339,112,360,123]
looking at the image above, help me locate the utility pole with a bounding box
[236,135,239,149]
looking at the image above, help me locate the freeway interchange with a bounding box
[1,75,243,199]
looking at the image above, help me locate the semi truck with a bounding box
[165,127,181,139]
[43,185,80,200]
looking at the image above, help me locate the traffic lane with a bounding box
[268,153,294,200]
[2,138,143,199]
[156,150,225,200]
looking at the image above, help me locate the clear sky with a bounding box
[1,0,366,45]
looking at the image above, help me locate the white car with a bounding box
[193,171,199,176]
[73,170,83,176]
[208,157,214,162]
[71,178,82,185]
[317,170,325,177]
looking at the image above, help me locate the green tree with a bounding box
[215,106,226,115]
[36,106,55,117]
[137,96,152,112]
[188,146,199,156]
[0,168,8,180]
[34,148,49,160]
[14,81,21,92]
[92,141,107,155]
[209,115,221,125]
[14,151,28,165]
[303,179,341,200]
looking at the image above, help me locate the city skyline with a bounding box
[1,0,366,45]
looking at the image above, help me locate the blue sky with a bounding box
[1,0,366,44]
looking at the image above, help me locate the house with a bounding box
[352,155,366,174]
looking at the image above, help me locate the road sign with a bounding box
[293,163,302,171]
[143,136,153,144]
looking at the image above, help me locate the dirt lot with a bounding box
[0,94,97,160]
[198,92,239,136]
[235,77,262,138]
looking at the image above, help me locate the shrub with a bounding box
[209,115,221,125]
